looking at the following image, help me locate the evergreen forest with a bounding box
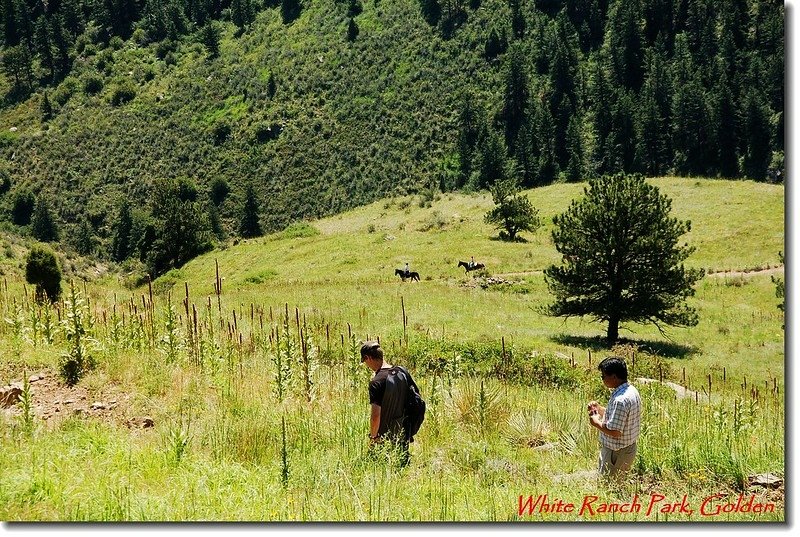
[0,0,784,277]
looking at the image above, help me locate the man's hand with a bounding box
[589,412,603,429]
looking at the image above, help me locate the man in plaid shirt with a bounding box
[588,356,642,477]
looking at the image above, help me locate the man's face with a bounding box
[601,370,617,389]
[361,353,376,372]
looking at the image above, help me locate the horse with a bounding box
[458,260,485,272]
[395,268,420,282]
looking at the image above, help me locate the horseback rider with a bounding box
[404,262,410,277]
[469,256,475,269]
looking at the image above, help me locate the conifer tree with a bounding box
[40,91,53,121]
[31,197,60,242]
[500,44,529,152]
[146,177,211,275]
[484,177,540,242]
[419,0,441,27]
[484,27,507,61]
[232,0,254,30]
[239,184,262,238]
[200,21,220,57]
[564,113,585,182]
[588,53,616,176]
[714,77,739,178]
[532,95,558,184]
[74,218,95,256]
[2,0,19,47]
[472,126,507,190]
[111,202,133,262]
[635,47,671,175]
[513,117,537,187]
[604,0,644,90]
[545,172,704,343]
[281,0,301,24]
[509,0,525,40]
[347,18,359,42]
[740,89,772,181]
[456,91,482,188]
[34,15,55,82]
[51,16,71,79]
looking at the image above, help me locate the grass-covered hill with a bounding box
[0,177,784,521]
[118,177,784,378]
[0,0,785,265]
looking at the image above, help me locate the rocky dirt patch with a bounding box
[461,276,514,289]
[1,369,153,430]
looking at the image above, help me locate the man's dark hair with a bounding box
[598,356,628,381]
[360,341,383,361]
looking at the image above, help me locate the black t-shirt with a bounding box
[369,367,392,406]
[368,367,407,438]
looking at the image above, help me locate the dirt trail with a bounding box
[493,266,783,279]
[706,266,783,278]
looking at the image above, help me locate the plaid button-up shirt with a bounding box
[601,382,642,450]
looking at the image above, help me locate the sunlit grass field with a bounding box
[0,178,785,521]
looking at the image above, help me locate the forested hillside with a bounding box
[0,0,784,278]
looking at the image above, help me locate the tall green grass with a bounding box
[0,277,784,521]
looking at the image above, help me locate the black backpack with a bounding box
[395,366,426,442]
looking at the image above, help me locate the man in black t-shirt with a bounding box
[361,341,410,465]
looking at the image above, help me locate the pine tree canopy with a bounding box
[544,172,704,342]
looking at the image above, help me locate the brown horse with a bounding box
[395,268,420,281]
[458,261,485,272]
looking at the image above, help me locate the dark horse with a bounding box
[458,261,485,272]
[395,268,420,282]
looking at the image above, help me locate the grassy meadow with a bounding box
[0,178,785,521]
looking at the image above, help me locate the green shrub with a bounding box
[110,82,136,106]
[212,121,231,145]
[11,190,35,225]
[82,74,103,96]
[153,269,185,295]
[52,77,79,106]
[0,167,11,194]
[155,40,177,60]
[275,221,320,239]
[210,177,230,205]
[25,244,62,302]
[244,269,278,284]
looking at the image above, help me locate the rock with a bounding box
[91,402,106,410]
[28,375,43,383]
[0,386,22,408]
[532,442,560,452]
[129,416,155,429]
[634,377,699,400]
[64,399,75,405]
[748,473,782,489]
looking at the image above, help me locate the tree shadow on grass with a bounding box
[551,334,698,359]
[489,234,529,243]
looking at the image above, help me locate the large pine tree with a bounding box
[545,172,704,343]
